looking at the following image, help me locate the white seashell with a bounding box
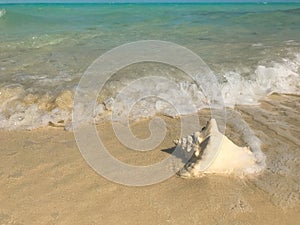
[175,119,265,178]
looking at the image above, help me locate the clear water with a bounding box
[0,3,299,129]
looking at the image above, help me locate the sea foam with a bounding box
[0,9,6,18]
[220,53,300,107]
[0,54,299,130]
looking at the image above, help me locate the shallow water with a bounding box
[0,3,299,130]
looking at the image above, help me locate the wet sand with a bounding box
[0,94,299,225]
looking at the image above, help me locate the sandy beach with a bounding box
[1,94,299,225]
[1,3,300,224]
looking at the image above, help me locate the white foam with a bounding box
[0,9,6,18]
[251,43,264,48]
[0,104,71,130]
[0,54,299,130]
[221,53,300,107]
[112,54,300,120]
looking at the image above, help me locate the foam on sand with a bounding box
[176,119,265,178]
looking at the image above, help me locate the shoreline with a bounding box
[1,94,299,224]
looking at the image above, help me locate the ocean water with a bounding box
[0,3,299,130]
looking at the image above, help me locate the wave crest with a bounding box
[0,9,6,18]
[0,54,299,130]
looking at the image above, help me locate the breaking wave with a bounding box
[0,9,6,18]
[0,54,299,130]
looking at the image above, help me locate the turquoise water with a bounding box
[0,3,299,129]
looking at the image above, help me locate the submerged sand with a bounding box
[0,94,299,225]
